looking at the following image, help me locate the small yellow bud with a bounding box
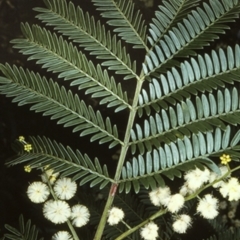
[24,144,32,152]
[18,136,25,142]
[220,154,231,165]
[24,165,32,173]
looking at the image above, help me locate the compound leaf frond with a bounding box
[143,0,240,77]
[0,65,122,148]
[34,0,137,80]
[7,136,113,189]
[11,23,130,112]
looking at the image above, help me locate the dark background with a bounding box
[1,0,240,239]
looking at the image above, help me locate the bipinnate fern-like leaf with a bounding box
[11,23,130,112]
[138,45,240,116]
[8,136,112,189]
[132,87,240,154]
[34,0,138,80]
[143,0,240,77]
[0,64,122,148]
[2,0,240,239]
[120,127,240,193]
[4,215,43,240]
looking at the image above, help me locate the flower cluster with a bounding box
[147,154,235,237]
[148,186,189,237]
[26,167,90,238]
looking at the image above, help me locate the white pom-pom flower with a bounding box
[197,194,219,219]
[107,207,124,225]
[172,214,191,234]
[43,200,71,224]
[140,222,159,240]
[149,186,171,207]
[219,177,240,201]
[167,194,185,213]
[27,182,50,203]
[71,204,90,227]
[184,167,210,191]
[52,231,73,240]
[53,178,77,200]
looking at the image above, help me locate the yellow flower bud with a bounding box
[220,154,231,165]
[24,165,32,173]
[18,136,25,142]
[24,144,32,152]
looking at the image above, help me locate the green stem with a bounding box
[66,220,80,240]
[115,209,167,240]
[93,79,144,240]
[121,220,132,230]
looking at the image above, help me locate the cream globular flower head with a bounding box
[27,181,50,203]
[149,186,171,207]
[167,193,185,213]
[107,207,124,226]
[197,194,219,219]
[172,214,192,234]
[184,167,210,191]
[53,178,77,200]
[140,222,159,240]
[220,154,231,165]
[43,200,71,224]
[219,177,240,201]
[71,204,90,227]
[52,231,73,240]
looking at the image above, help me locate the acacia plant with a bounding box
[2,0,240,239]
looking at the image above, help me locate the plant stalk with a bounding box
[93,78,144,240]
